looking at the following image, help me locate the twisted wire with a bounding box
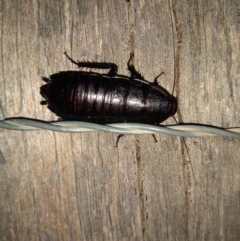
[1,104,240,164]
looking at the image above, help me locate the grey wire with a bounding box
[0,103,6,164]
[1,117,240,138]
[1,119,202,136]
[0,105,240,164]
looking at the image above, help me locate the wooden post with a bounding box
[0,0,240,240]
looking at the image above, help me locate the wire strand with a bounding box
[0,105,240,164]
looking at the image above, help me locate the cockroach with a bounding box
[40,52,177,146]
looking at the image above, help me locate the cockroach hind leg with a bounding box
[64,51,79,66]
[64,51,118,76]
[115,134,124,147]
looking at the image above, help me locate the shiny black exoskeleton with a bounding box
[40,52,177,126]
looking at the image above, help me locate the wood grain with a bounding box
[0,0,240,240]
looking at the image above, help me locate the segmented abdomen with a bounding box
[43,71,176,124]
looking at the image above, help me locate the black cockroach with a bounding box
[40,52,177,146]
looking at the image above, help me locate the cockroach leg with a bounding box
[127,53,145,80]
[152,134,158,143]
[40,100,48,105]
[115,134,124,147]
[153,72,165,85]
[64,51,118,76]
[42,77,50,83]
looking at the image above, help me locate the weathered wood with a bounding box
[0,0,240,240]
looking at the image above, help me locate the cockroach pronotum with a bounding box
[40,52,177,146]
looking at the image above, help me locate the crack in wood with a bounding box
[135,137,146,240]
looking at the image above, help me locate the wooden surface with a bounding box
[1,0,240,240]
